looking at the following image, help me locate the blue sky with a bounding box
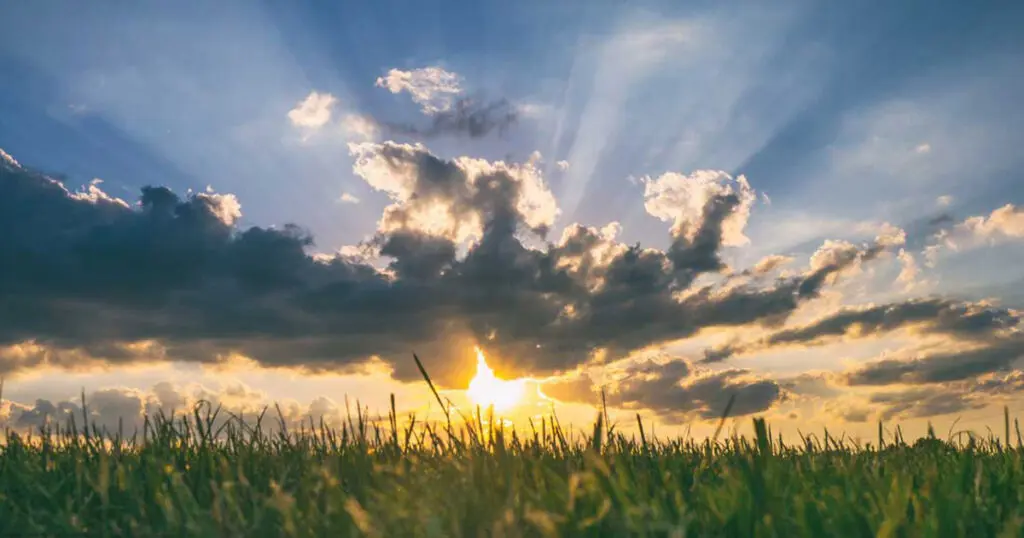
[1,1,1023,438]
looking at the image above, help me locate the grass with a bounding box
[1,361,1023,537]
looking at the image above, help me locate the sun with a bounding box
[465,347,526,414]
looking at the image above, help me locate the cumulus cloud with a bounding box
[957,204,1024,241]
[874,222,907,248]
[288,91,337,129]
[374,67,519,139]
[925,204,1024,263]
[642,170,756,246]
[0,146,914,387]
[348,141,558,243]
[376,67,463,115]
[339,193,361,204]
[556,160,570,172]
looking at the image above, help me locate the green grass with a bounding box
[2,369,1024,537]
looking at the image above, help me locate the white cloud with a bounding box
[556,160,570,171]
[341,114,380,142]
[375,67,463,115]
[339,192,360,204]
[195,192,242,226]
[69,179,131,209]
[752,254,793,274]
[958,204,1024,241]
[936,195,954,207]
[922,204,1024,265]
[896,248,920,291]
[642,170,756,246]
[349,142,558,244]
[0,148,20,168]
[874,222,907,248]
[288,91,337,129]
[915,143,932,154]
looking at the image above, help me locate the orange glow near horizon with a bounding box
[465,347,526,414]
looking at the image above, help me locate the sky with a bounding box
[1,0,1023,441]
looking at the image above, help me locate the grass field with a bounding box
[2,375,1024,537]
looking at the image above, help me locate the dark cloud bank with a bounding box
[2,143,1020,423]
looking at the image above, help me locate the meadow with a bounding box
[2,364,1024,537]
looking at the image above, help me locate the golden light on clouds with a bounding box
[465,347,527,414]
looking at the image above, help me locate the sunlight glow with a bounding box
[466,347,526,414]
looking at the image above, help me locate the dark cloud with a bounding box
[0,144,894,385]
[843,334,1024,387]
[383,97,518,139]
[608,358,784,422]
[824,370,1024,423]
[928,213,955,227]
[540,372,599,404]
[704,299,1019,362]
[869,387,985,421]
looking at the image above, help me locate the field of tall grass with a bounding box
[2,362,1024,537]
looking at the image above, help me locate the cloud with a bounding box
[375,67,463,115]
[374,67,519,139]
[704,298,1018,363]
[556,160,570,172]
[0,146,905,385]
[642,170,756,247]
[925,204,1024,262]
[936,195,954,207]
[341,114,380,142]
[338,193,360,204]
[608,358,783,422]
[288,91,337,129]
[382,97,518,140]
[0,148,20,169]
[843,334,1023,387]
[957,204,1024,241]
[0,381,348,434]
[540,372,599,404]
[752,254,793,275]
[895,248,921,291]
[348,141,558,243]
[822,370,1024,423]
[874,223,907,248]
